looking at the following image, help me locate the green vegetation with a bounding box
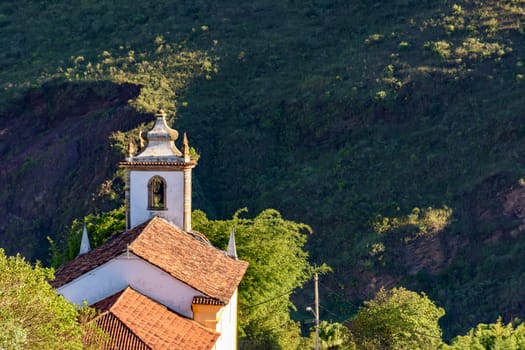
[65,36,216,114]
[49,206,126,267]
[2,0,525,342]
[445,318,525,349]
[374,206,453,239]
[187,208,314,349]
[347,287,525,350]
[314,321,354,350]
[55,203,525,349]
[0,249,83,349]
[61,207,316,349]
[347,287,445,349]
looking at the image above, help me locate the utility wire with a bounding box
[240,279,443,342]
[319,303,339,318]
[240,288,297,310]
[319,280,362,310]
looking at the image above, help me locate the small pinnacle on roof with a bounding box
[127,141,134,158]
[138,128,145,149]
[227,228,238,260]
[183,132,190,161]
[78,224,92,256]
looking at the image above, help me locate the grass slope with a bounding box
[2,0,525,338]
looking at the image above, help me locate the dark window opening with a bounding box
[148,176,167,210]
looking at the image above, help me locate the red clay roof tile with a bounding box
[53,217,248,303]
[91,288,218,350]
[87,312,151,350]
[51,220,148,288]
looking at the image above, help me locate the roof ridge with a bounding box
[104,229,126,242]
[51,219,153,288]
[187,229,211,245]
[145,216,233,255]
[54,216,248,303]
[112,286,133,309]
[127,216,161,250]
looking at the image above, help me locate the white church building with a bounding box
[52,111,248,349]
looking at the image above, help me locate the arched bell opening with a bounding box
[148,175,167,210]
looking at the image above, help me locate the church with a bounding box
[51,111,249,349]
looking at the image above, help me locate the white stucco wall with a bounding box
[57,253,202,317]
[216,289,239,350]
[129,170,184,229]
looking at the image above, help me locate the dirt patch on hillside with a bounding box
[503,184,525,237]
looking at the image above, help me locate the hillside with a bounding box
[2,0,525,339]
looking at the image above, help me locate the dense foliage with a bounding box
[314,321,354,350]
[3,0,525,340]
[60,207,314,349]
[0,249,83,349]
[347,287,445,349]
[347,287,525,350]
[444,318,525,350]
[193,208,313,349]
[49,206,126,267]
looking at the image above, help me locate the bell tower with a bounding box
[121,110,196,231]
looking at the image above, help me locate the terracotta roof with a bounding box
[87,312,151,350]
[51,220,149,288]
[91,288,218,350]
[91,290,124,312]
[53,216,248,303]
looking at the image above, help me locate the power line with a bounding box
[319,280,362,310]
[240,288,297,310]
[240,279,443,343]
[319,303,339,318]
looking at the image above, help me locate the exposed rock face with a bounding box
[0,81,148,260]
[399,176,525,277]
[360,271,398,299]
[350,176,508,297]
[403,234,464,275]
[503,184,525,237]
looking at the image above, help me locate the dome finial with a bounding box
[156,109,167,118]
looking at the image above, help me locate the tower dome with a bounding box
[121,110,196,231]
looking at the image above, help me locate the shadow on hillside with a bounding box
[0,80,150,261]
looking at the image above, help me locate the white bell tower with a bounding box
[121,110,196,231]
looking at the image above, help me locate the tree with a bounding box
[60,206,315,348]
[347,287,445,349]
[443,317,525,350]
[50,206,126,267]
[193,208,314,350]
[0,249,83,350]
[311,321,355,350]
